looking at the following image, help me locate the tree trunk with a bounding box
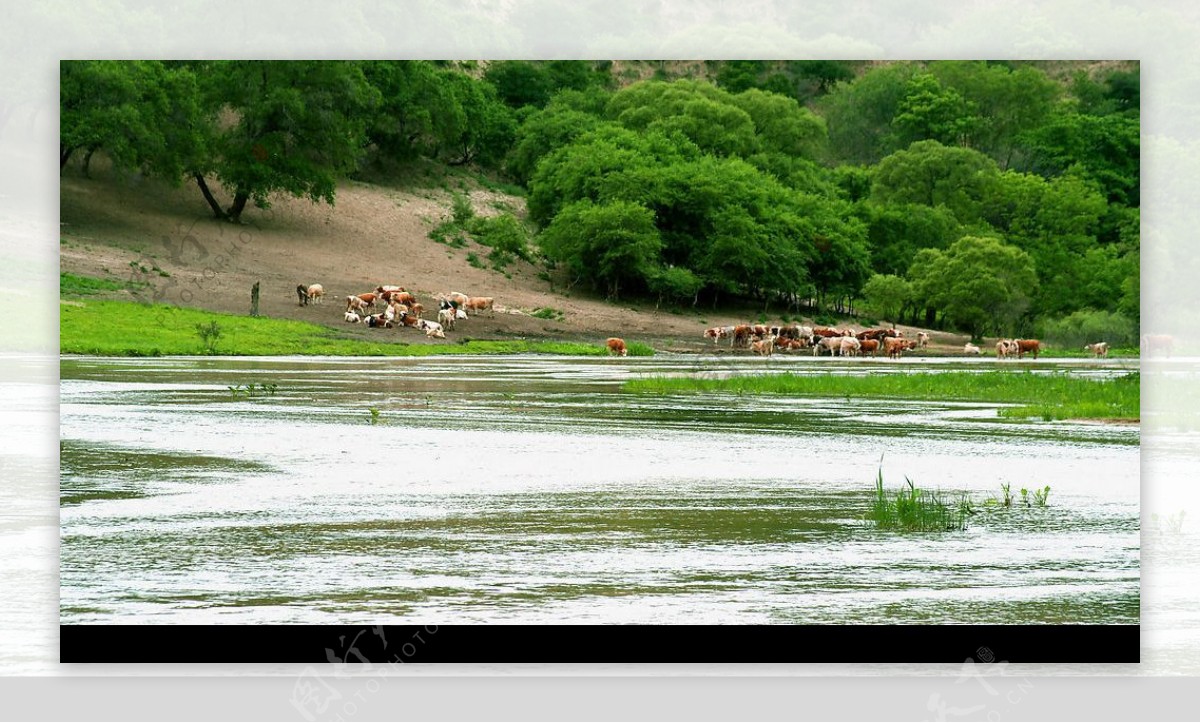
[226,191,250,223]
[82,146,97,178]
[924,307,936,328]
[194,173,229,221]
[60,145,75,170]
[250,282,261,317]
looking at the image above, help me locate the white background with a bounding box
[1,0,1196,718]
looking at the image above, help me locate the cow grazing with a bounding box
[813,336,842,356]
[838,336,862,356]
[1015,339,1041,359]
[964,342,982,355]
[306,284,324,304]
[1084,342,1109,358]
[859,339,880,356]
[343,311,361,323]
[296,285,310,306]
[465,296,495,315]
[752,335,776,356]
[606,337,628,356]
[884,337,915,359]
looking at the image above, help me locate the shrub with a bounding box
[451,193,475,225]
[194,321,222,355]
[1040,309,1137,348]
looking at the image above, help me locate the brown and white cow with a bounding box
[732,325,753,349]
[1084,342,1109,358]
[995,339,1018,359]
[964,342,982,355]
[1015,339,1041,359]
[916,331,930,349]
[606,337,628,356]
[859,338,880,356]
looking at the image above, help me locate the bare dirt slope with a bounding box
[59,163,967,352]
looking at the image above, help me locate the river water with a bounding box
[60,355,1139,625]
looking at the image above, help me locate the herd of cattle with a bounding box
[296,283,494,340]
[703,323,928,358]
[701,323,1114,359]
[293,283,1125,359]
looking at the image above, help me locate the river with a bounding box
[60,355,1139,625]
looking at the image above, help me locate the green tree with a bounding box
[484,60,553,109]
[730,88,827,159]
[861,273,913,322]
[892,73,980,148]
[983,169,1108,315]
[915,236,1039,340]
[60,61,205,178]
[527,123,697,226]
[606,80,758,158]
[434,70,518,167]
[507,102,604,184]
[361,60,452,163]
[871,140,1000,223]
[192,61,380,222]
[860,203,962,277]
[818,62,920,164]
[1019,112,1140,206]
[538,200,663,300]
[927,61,1061,168]
[715,60,766,93]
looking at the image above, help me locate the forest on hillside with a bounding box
[60,59,1140,342]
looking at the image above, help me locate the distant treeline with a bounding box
[61,60,1139,340]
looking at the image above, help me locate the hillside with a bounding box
[64,161,934,351]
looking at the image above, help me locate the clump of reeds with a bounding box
[867,468,970,532]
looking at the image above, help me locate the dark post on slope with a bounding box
[250,281,260,317]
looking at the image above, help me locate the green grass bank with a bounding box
[60,299,654,357]
[624,370,1139,421]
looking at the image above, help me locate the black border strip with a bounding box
[61,625,1139,663]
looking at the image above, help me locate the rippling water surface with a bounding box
[60,355,1139,624]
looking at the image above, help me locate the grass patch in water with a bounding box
[867,469,970,532]
[625,370,1138,421]
[60,300,654,357]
